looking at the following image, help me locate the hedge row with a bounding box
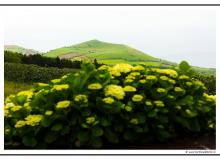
[4,62,78,83]
[4,50,102,69]
[4,62,215,149]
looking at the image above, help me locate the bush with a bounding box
[192,74,216,95]
[4,51,22,63]
[4,62,78,83]
[4,62,215,149]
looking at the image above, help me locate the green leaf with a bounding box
[175,116,191,130]
[104,128,119,143]
[51,123,63,131]
[136,113,146,123]
[44,132,58,143]
[16,95,27,105]
[77,131,89,142]
[92,127,103,137]
[101,117,111,127]
[147,109,157,118]
[22,136,37,147]
[123,130,136,141]
[41,118,51,127]
[91,137,102,148]
[177,95,194,106]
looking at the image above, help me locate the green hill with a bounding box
[4,45,40,55]
[44,40,169,66]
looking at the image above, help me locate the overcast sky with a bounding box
[3,7,216,68]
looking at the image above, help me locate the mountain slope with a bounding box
[4,45,40,55]
[44,40,160,63]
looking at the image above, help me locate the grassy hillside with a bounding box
[44,40,162,64]
[4,45,40,55]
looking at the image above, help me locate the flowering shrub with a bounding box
[4,62,216,148]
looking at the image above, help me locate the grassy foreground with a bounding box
[4,80,33,98]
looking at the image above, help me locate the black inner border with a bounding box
[0,3,219,156]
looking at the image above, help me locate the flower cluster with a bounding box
[74,94,88,103]
[104,85,125,100]
[15,115,43,128]
[102,97,115,104]
[56,100,71,109]
[52,84,69,91]
[88,83,102,90]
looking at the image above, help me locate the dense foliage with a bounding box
[4,51,82,69]
[4,62,216,149]
[192,74,216,95]
[4,62,77,83]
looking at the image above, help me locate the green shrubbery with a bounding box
[4,62,78,83]
[192,74,216,95]
[4,62,215,149]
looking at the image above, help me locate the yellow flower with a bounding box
[52,84,69,91]
[130,118,139,125]
[74,94,88,103]
[124,79,134,83]
[61,75,68,79]
[45,110,53,116]
[168,79,176,84]
[125,106,132,112]
[186,82,193,87]
[154,101,165,107]
[152,68,178,78]
[160,76,169,81]
[130,72,141,77]
[25,115,43,126]
[194,80,205,87]
[156,88,166,93]
[111,63,133,74]
[4,128,10,134]
[38,83,49,87]
[51,79,61,84]
[98,65,110,71]
[88,83,102,90]
[139,79,147,84]
[5,95,15,103]
[56,100,71,109]
[11,105,22,112]
[123,86,137,92]
[5,102,15,109]
[145,100,152,106]
[132,94,143,102]
[126,75,136,80]
[24,102,31,111]
[102,97,115,104]
[86,117,96,124]
[4,109,10,117]
[174,87,185,93]
[104,85,125,100]
[17,90,33,99]
[179,75,190,80]
[15,120,26,128]
[203,93,216,103]
[132,65,145,71]
[146,75,157,81]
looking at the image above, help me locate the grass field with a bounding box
[99,59,162,66]
[4,80,33,98]
[44,40,160,62]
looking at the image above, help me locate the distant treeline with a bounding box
[4,51,102,69]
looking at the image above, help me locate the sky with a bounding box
[3,7,216,68]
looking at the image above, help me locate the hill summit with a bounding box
[4,45,40,55]
[44,39,162,65]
